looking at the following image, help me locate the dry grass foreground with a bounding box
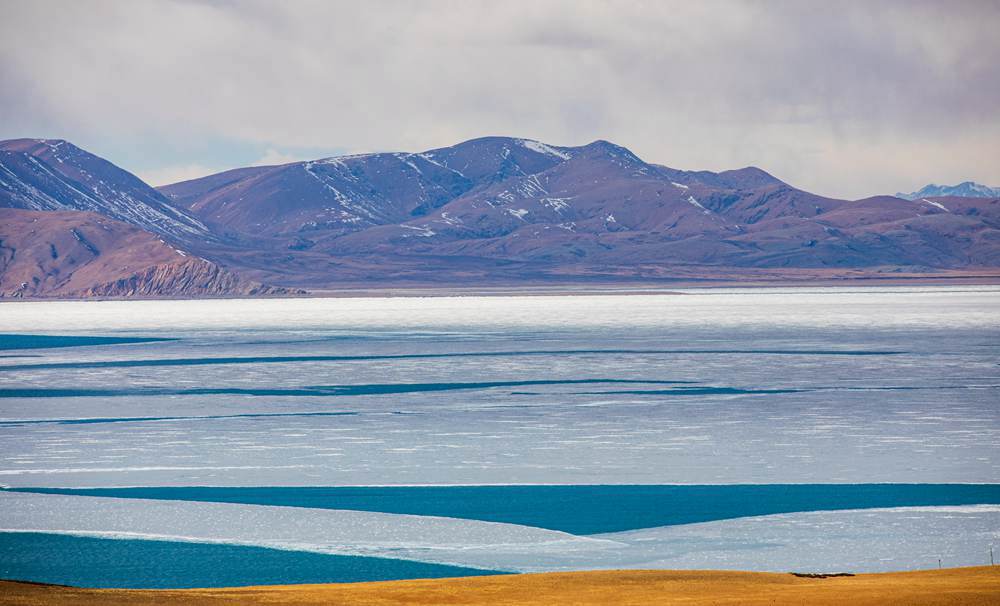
[2,567,999,606]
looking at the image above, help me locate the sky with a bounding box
[1,0,998,198]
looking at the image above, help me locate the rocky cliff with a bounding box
[0,208,297,299]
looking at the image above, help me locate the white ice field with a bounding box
[1,286,998,574]
[1,492,997,573]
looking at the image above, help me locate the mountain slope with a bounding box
[0,208,293,298]
[155,137,1000,287]
[159,137,574,239]
[161,137,845,255]
[0,138,211,242]
[4,135,997,295]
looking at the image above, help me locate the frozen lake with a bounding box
[0,286,998,585]
[1,286,997,487]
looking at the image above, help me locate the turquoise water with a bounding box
[14,484,1000,535]
[0,334,172,350]
[0,533,499,588]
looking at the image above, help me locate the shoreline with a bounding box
[2,274,1000,303]
[2,567,997,605]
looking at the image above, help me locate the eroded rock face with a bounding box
[0,209,297,299]
[67,258,297,298]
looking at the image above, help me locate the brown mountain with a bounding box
[160,137,1000,288]
[0,138,211,241]
[2,135,998,297]
[0,208,293,298]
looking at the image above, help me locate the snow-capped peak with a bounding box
[896,181,1000,200]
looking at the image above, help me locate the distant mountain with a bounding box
[0,208,295,298]
[0,138,211,241]
[159,137,579,238]
[161,137,999,287]
[2,135,998,297]
[896,182,1000,200]
[160,137,842,258]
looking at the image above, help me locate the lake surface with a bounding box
[14,484,1000,535]
[0,532,498,588]
[0,287,998,586]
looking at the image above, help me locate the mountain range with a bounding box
[896,182,1000,201]
[2,136,998,298]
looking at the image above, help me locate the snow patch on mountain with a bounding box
[517,174,548,198]
[919,198,949,212]
[540,197,573,213]
[436,212,463,227]
[416,152,467,178]
[687,195,711,214]
[517,139,573,161]
[400,224,436,237]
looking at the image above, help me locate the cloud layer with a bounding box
[2,0,998,197]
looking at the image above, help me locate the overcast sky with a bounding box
[2,0,998,198]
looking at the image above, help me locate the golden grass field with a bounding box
[1,567,998,605]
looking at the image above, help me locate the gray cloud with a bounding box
[1,0,998,197]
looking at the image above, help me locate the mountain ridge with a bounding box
[2,136,999,297]
[896,181,1000,200]
[0,138,212,242]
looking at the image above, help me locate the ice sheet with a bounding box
[2,492,996,573]
[397,506,1000,572]
[1,287,998,333]
[1,289,998,488]
[0,491,613,570]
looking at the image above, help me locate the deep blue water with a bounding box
[0,378,694,399]
[0,533,499,589]
[0,411,361,427]
[14,484,1000,535]
[0,334,173,350]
